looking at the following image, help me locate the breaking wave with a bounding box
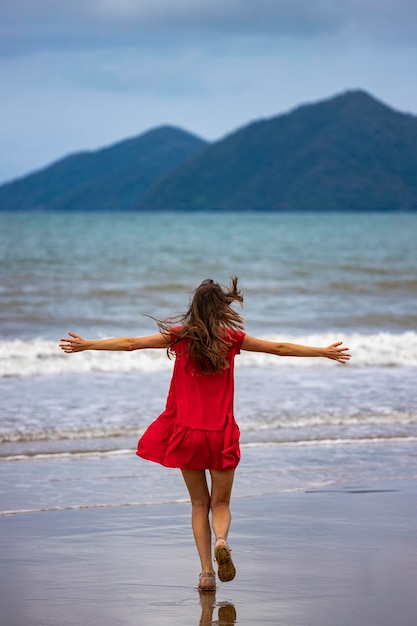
[1,332,417,377]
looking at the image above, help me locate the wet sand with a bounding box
[1,479,416,626]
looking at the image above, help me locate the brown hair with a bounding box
[156,277,244,374]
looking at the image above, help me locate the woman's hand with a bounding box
[59,332,87,353]
[323,342,351,363]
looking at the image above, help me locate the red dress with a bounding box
[136,328,245,471]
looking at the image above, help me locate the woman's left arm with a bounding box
[59,332,170,353]
[242,335,351,363]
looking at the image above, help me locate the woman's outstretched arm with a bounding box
[59,332,170,353]
[241,335,351,364]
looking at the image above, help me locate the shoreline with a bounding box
[1,478,416,626]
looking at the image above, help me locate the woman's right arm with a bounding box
[59,332,171,353]
[241,335,351,364]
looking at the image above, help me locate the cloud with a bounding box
[93,0,343,36]
[1,0,416,184]
[1,0,417,58]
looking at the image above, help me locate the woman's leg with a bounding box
[181,470,213,573]
[209,469,235,544]
[210,469,236,582]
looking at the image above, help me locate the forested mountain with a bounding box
[140,91,417,211]
[2,91,417,212]
[0,126,208,211]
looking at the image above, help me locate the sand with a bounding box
[1,479,416,626]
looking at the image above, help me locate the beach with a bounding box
[1,211,417,625]
[1,478,416,626]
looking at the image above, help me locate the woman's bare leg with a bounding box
[209,469,235,545]
[181,470,213,573]
[210,470,236,582]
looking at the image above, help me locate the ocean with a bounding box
[1,211,417,515]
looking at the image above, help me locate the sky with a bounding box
[1,0,417,184]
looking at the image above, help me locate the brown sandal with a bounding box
[214,537,236,582]
[198,571,216,592]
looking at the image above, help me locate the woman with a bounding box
[59,277,350,591]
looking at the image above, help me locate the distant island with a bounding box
[1,90,417,211]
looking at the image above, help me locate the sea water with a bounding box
[1,211,417,515]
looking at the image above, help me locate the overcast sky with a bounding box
[1,0,417,183]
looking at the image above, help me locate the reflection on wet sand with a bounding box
[198,591,237,625]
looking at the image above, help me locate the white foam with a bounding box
[0,448,135,462]
[0,338,173,377]
[0,498,190,517]
[242,435,417,448]
[0,425,141,444]
[1,331,417,377]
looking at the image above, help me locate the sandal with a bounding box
[198,571,216,592]
[214,537,236,582]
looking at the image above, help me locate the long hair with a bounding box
[156,277,244,374]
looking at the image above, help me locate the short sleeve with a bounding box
[227,329,246,354]
[169,325,183,347]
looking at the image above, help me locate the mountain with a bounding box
[2,91,417,212]
[0,126,208,211]
[140,91,417,211]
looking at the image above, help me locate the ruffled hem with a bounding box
[136,418,240,471]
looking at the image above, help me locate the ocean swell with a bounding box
[1,332,417,377]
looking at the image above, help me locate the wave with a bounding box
[0,448,135,461]
[1,332,417,377]
[2,433,417,463]
[1,408,416,445]
[242,435,417,448]
[0,498,190,517]
[0,426,141,444]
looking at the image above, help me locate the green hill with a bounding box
[140,91,417,211]
[0,126,208,211]
[2,91,417,212]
